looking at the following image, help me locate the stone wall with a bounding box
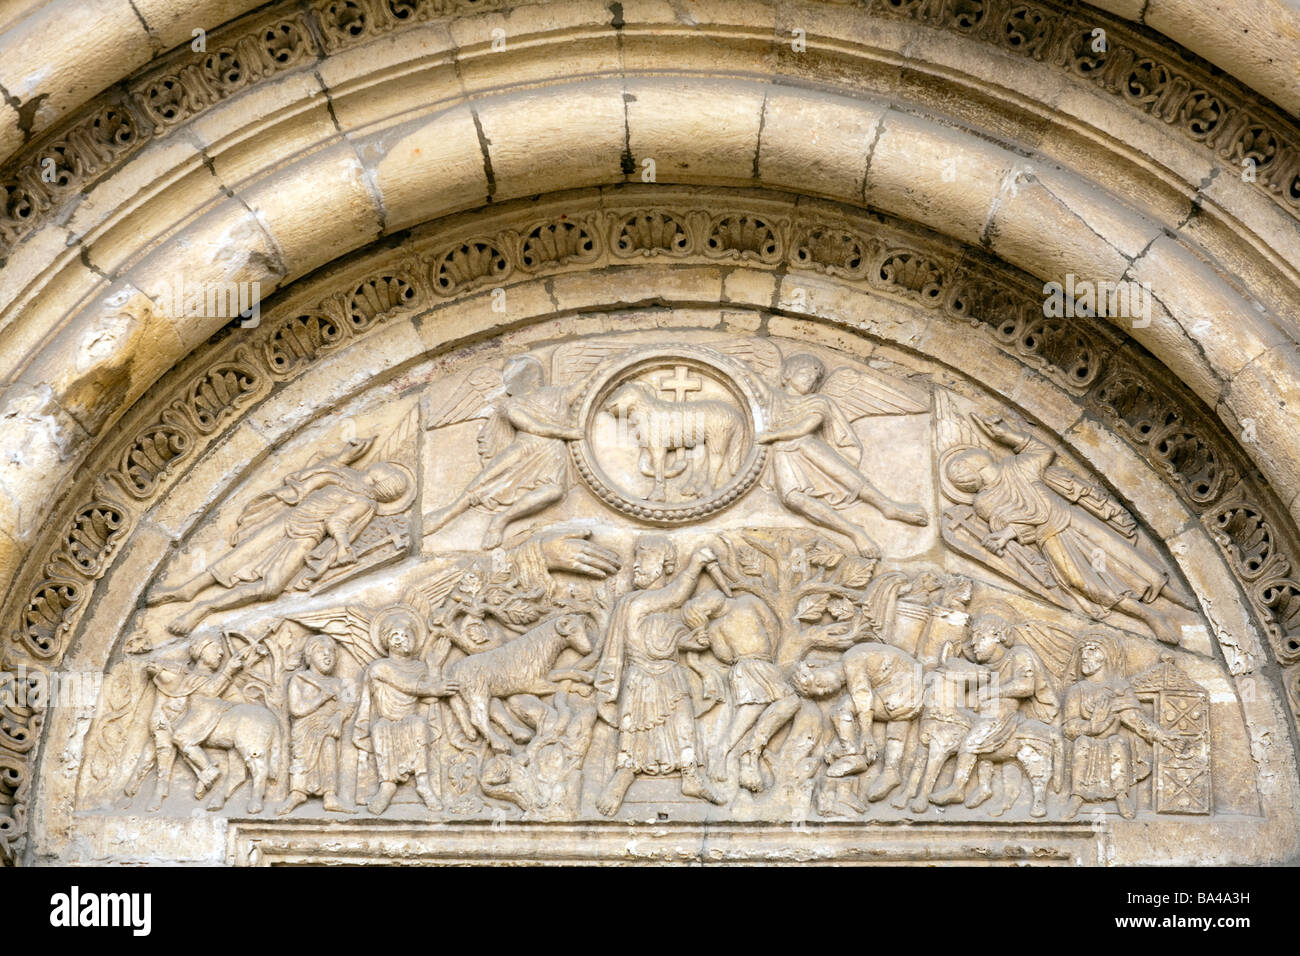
[2,1,1299,865]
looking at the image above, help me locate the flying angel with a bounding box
[752,350,932,557]
[424,342,648,547]
[933,389,1195,644]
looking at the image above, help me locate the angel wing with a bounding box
[375,405,418,461]
[549,340,634,386]
[1013,619,1078,683]
[425,365,502,429]
[287,606,383,666]
[405,566,466,623]
[820,365,928,420]
[933,388,988,455]
[700,339,783,381]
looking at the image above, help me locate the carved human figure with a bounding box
[425,355,582,548]
[279,634,355,815]
[352,608,459,815]
[681,589,798,792]
[755,353,928,557]
[944,414,1194,643]
[146,438,410,634]
[593,537,726,814]
[1061,630,1179,820]
[124,634,272,812]
[929,603,1059,808]
[792,641,924,802]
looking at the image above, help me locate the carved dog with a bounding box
[446,612,593,752]
[603,381,745,501]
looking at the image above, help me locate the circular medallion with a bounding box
[570,347,768,523]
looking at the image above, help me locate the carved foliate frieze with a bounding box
[0,11,314,257]
[104,349,262,501]
[873,0,1300,212]
[6,0,1300,262]
[519,220,600,271]
[2,0,1300,265]
[431,239,512,296]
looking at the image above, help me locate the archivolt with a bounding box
[3,0,1300,863]
[8,184,1300,864]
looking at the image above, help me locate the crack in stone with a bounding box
[125,0,165,56]
[1147,285,1225,388]
[1029,174,1133,263]
[189,132,290,281]
[860,112,886,204]
[448,42,495,204]
[78,245,110,282]
[307,73,391,236]
[470,106,496,204]
[312,70,344,135]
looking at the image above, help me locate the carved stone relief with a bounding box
[5,182,1294,863]
[67,326,1239,843]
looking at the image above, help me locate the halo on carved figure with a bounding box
[570,346,769,524]
[370,604,425,654]
[938,443,987,505]
[368,462,417,516]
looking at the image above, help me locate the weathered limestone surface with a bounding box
[2,1,1300,866]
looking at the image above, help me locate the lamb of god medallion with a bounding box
[572,347,769,523]
[423,339,933,538]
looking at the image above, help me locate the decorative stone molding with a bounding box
[3,0,1300,264]
[4,187,1299,863]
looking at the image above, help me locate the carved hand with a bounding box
[539,529,621,577]
[975,412,1029,447]
[981,530,1015,555]
[809,620,854,649]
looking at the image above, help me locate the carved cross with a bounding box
[944,505,986,541]
[1160,695,1202,734]
[1161,766,1207,809]
[658,365,703,402]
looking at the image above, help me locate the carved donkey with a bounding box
[446,612,593,752]
[896,660,1063,818]
[125,694,282,814]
